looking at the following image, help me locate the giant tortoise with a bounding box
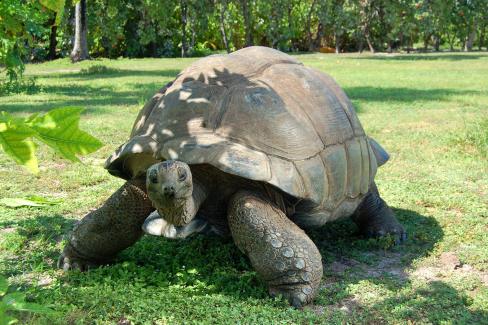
[58,46,405,307]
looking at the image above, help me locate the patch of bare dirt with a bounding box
[329,296,361,315]
[307,296,361,316]
[325,251,408,282]
[412,251,488,287]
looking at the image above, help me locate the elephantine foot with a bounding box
[354,184,407,244]
[269,284,317,308]
[361,212,407,244]
[57,243,101,272]
[227,191,323,308]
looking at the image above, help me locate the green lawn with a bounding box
[1,52,487,324]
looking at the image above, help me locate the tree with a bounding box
[216,0,231,52]
[0,0,65,91]
[358,0,376,53]
[48,13,58,59]
[239,0,253,46]
[180,0,189,57]
[70,0,89,62]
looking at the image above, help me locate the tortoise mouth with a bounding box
[151,194,192,226]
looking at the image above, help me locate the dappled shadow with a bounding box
[1,215,76,277]
[0,214,75,243]
[344,86,480,106]
[55,47,384,305]
[302,207,483,321]
[78,206,444,304]
[354,53,487,61]
[57,49,446,303]
[308,208,443,290]
[6,48,466,320]
[372,281,488,323]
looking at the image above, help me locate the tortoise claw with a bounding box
[58,251,99,272]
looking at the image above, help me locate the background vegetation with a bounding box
[2,0,488,68]
[0,52,487,323]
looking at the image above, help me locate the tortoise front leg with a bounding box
[353,182,407,243]
[58,179,154,271]
[227,191,323,307]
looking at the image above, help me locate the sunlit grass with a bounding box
[1,52,487,323]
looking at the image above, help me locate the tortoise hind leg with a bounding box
[228,191,323,307]
[58,179,154,271]
[353,182,407,243]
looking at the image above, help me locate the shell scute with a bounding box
[105,46,387,224]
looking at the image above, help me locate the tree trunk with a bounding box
[359,0,374,53]
[365,30,375,53]
[446,31,455,51]
[180,0,188,57]
[70,0,88,62]
[478,26,485,51]
[335,29,341,53]
[217,0,230,53]
[423,36,429,51]
[190,14,196,54]
[287,3,294,51]
[306,0,317,51]
[465,25,476,52]
[48,15,58,60]
[240,0,253,47]
[433,34,440,52]
[358,33,364,53]
[310,23,324,51]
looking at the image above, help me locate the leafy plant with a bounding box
[0,196,63,208]
[0,107,102,174]
[0,275,54,324]
[0,0,65,93]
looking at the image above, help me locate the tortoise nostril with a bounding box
[163,186,175,197]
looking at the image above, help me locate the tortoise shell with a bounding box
[105,46,387,225]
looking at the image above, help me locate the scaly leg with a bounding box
[58,179,154,271]
[227,191,323,307]
[353,182,407,243]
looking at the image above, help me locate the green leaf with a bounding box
[39,0,65,12]
[3,293,26,308]
[39,0,66,25]
[28,107,103,162]
[0,312,18,325]
[3,292,53,314]
[0,198,44,208]
[0,112,39,174]
[25,195,63,205]
[0,276,7,296]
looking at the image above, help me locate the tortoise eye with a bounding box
[178,167,187,182]
[149,170,158,184]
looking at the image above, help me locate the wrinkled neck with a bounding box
[158,179,206,226]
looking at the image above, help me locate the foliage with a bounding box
[2,0,487,76]
[0,0,65,93]
[0,107,102,174]
[0,1,47,83]
[0,275,54,324]
[0,196,63,208]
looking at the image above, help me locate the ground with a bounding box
[0,52,487,324]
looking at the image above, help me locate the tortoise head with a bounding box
[146,160,193,225]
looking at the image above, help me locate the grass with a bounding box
[1,52,487,324]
